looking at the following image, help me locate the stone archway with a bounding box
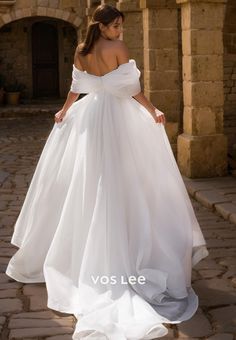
[0,17,79,99]
[0,2,85,100]
[0,6,82,30]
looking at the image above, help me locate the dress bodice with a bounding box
[70,59,141,98]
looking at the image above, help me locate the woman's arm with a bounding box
[116,42,165,125]
[54,91,80,123]
[54,49,81,123]
[132,92,166,125]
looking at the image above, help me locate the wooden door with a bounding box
[32,21,59,98]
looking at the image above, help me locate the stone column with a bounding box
[86,0,101,22]
[117,0,144,87]
[140,0,181,155]
[82,0,100,42]
[176,0,228,178]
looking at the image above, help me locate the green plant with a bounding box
[5,80,26,92]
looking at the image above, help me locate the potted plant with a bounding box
[0,74,5,105]
[5,80,26,105]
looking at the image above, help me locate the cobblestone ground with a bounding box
[0,115,236,340]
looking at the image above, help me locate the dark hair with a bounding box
[77,4,124,56]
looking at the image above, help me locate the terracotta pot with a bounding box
[6,91,20,105]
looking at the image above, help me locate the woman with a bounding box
[6,4,209,340]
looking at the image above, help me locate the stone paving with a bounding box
[183,176,236,225]
[0,114,236,340]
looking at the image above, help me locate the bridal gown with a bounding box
[6,59,209,340]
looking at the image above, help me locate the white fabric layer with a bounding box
[6,59,209,340]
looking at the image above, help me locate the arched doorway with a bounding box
[32,21,59,98]
[0,17,79,100]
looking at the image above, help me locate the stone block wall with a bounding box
[117,0,144,88]
[140,1,182,156]
[0,20,30,97]
[0,0,84,99]
[0,18,78,99]
[223,0,236,169]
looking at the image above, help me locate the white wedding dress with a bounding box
[6,59,209,340]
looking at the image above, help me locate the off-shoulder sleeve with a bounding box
[103,59,141,98]
[70,67,80,94]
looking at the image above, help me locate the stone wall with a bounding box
[176,0,227,178]
[140,0,182,156]
[0,18,77,99]
[117,0,144,88]
[223,0,236,170]
[0,20,29,97]
[0,0,84,28]
[0,0,84,99]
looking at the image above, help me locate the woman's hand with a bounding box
[151,108,166,125]
[132,92,166,125]
[54,109,67,123]
[154,112,166,125]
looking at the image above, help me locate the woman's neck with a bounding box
[99,34,111,41]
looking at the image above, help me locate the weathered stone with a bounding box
[0,248,17,257]
[195,190,232,209]
[206,239,236,249]
[229,213,236,224]
[181,2,225,30]
[8,317,73,328]
[0,316,6,325]
[0,273,13,283]
[49,0,59,9]
[29,295,48,311]
[198,269,225,279]
[215,203,236,220]
[194,259,223,271]
[183,81,224,107]
[219,257,236,266]
[208,248,236,259]
[193,279,236,306]
[183,55,223,82]
[0,170,9,185]
[199,222,232,230]
[0,289,18,298]
[209,306,236,333]
[23,284,47,296]
[46,335,73,340]
[182,30,223,56]
[207,334,234,340]
[11,310,71,319]
[177,134,227,178]
[178,309,212,338]
[38,0,49,6]
[0,282,23,290]
[9,327,73,339]
[183,106,223,136]
[0,298,23,313]
[186,182,215,197]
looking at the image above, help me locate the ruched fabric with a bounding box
[70,59,141,97]
[6,59,209,340]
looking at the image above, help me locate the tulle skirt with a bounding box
[6,91,209,339]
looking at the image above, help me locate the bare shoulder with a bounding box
[73,44,84,69]
[110,40,129,65]
[112,40,128,53]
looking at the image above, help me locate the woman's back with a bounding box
[74,38,128,76]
